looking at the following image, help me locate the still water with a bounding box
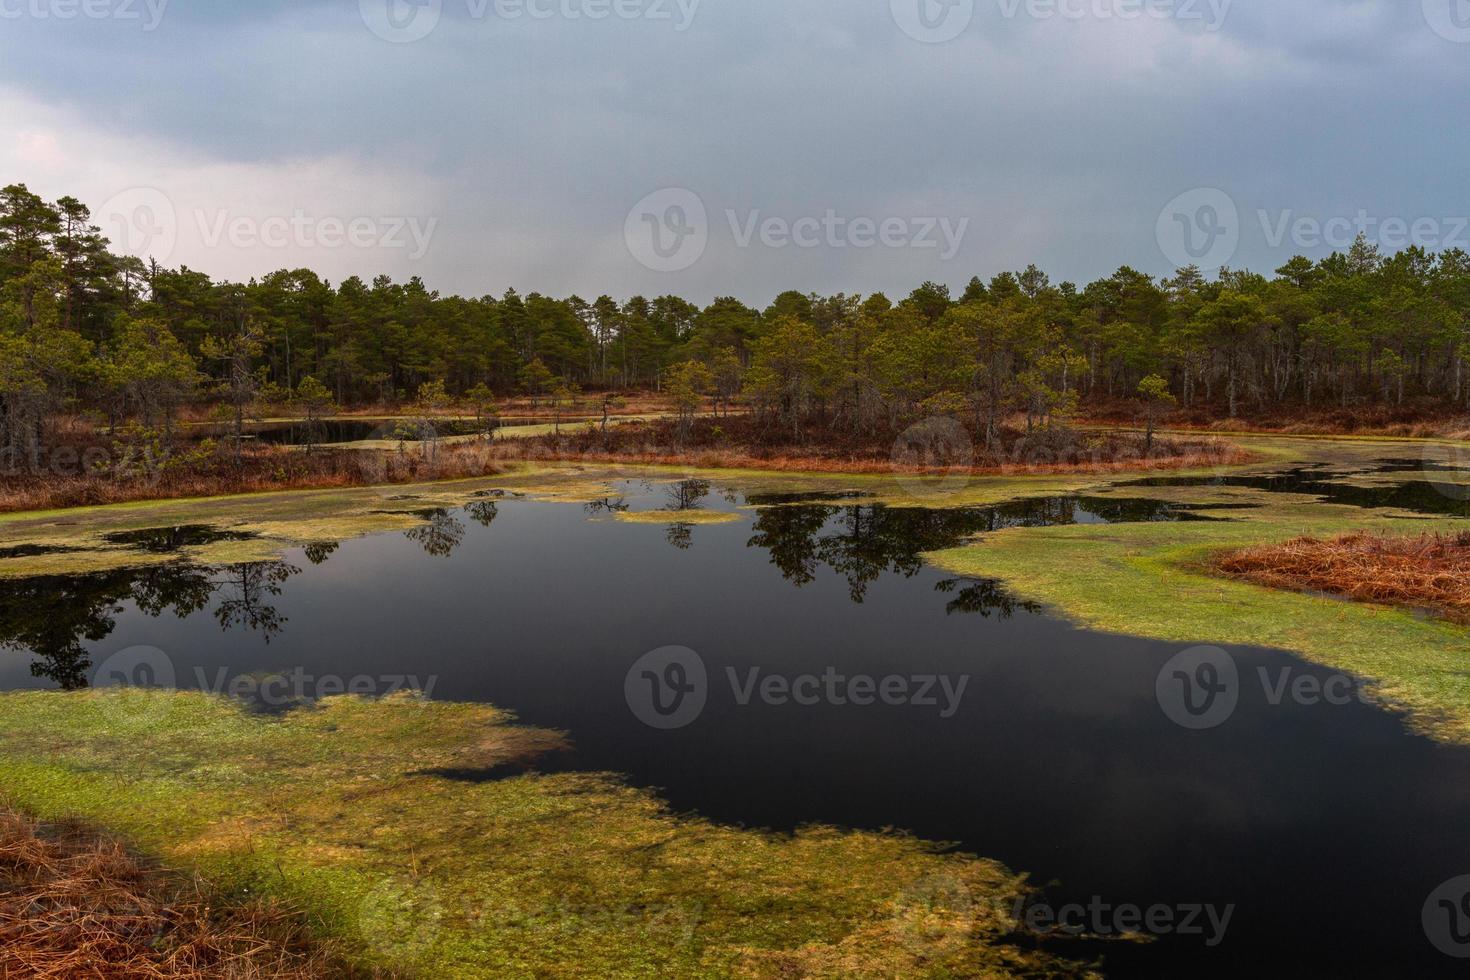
[3,479,1469,977]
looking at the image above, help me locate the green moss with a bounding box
[613,510,745,526]
[0,691,1092,978]
[0,465,620,577]
[928,491,1470,743]
[3,432,1467,972]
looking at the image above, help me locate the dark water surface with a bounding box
[4,480,1470,976]
[1120,466,1470,516]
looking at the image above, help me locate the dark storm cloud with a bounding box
[2,0,1467,302]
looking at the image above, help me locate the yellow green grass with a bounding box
[0,464,654,577]
[0,691,1094,978]
[3,432,1470,975]
[928,434,1470,743]
[613,510,745,526]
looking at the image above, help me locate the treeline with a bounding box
[4,182,1470,463]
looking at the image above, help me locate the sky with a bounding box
[2,0,1469,305]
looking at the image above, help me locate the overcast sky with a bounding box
[2,0,1468,304]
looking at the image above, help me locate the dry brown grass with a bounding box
[493,443,1250,477]
[0,442,506,514]
[1218,531,1470,621]
[1081,399,1470,438]
[0,808,350,979]
[491,416,1251,478]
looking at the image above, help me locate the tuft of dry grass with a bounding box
[1218,531,1470,621]
[0,808,349,979]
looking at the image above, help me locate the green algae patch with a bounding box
[0,691,1095,978]
[613,510,745,526]
[0,464,620,578]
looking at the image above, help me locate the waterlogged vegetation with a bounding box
[929,434,1470,743]
[0,693,1096,978]
[2,433,1470,974]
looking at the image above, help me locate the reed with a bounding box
[1219,531,1470,622]
[0,808,351,979]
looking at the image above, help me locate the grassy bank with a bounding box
[926,434,1470,743]
[0,691,1097,978]
[1,433,1469,973]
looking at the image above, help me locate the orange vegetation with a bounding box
[0,442,506,514]
[0,808,343,979]
[1218,531,1470,622]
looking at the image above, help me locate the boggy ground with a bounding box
[0,693,1101,978]
[927,432,1470,743]
[3,433,1470,975]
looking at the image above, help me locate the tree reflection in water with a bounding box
[746,502,1045,607]
[403,509,467,558]
[3,492,1066,690]
[0,560,301,690]
[465,501,500,528]
[664,479,712,551]
[212,562,301,641]
[934,579,1042,619]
